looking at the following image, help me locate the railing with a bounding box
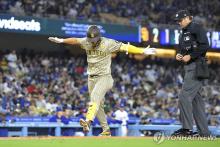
[0,122,220,137]
[0,122,122,136]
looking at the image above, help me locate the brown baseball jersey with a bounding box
[76,37,122,76]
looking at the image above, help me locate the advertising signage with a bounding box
[1,14,219,49]
[0,14,141,43]
[141,26,220,49]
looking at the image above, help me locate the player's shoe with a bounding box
[171,128,193,136]
[79,119,90,132]
[99,131,111,136]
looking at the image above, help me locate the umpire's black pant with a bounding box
[178,62,210,136]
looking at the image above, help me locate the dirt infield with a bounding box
[0,136,154,140]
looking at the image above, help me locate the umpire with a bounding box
[172,10,211,137]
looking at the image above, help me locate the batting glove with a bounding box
[143,46,156,55]
[48,37,64,43]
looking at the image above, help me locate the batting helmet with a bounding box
[86,25,101,43]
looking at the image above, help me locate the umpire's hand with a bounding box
[182,55,191,63]
[176,53,183,61]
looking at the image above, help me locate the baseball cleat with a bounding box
[99,130,111,136]
[80,119,90,132]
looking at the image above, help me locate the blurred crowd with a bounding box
[0,50,220,126]
[0,0,219,29]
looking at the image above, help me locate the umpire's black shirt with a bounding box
[178,22,209,63]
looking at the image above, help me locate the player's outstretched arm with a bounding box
[48,37,80,45]
[119,43,156,55]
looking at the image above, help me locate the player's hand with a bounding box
[48,37,64,43]
[176,53,183,61]
[143,45,156,55]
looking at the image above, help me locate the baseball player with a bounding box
[48,25,155,136]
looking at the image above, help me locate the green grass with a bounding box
[0,137,219,147]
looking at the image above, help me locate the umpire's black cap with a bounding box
[87,25,101,43]
[174,10,191,21]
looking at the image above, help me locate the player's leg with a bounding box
[192,92,210,136]
[96,99,111,136]
[80,75,113,133]
[95,75,113,136]
[87,75,113,121]
[80,77,95,132]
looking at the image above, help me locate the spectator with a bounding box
[0,0,219,29]
[0,51,219,126]
[49,109,74,136]
[5,50,18,74]
[114,104,129,136]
